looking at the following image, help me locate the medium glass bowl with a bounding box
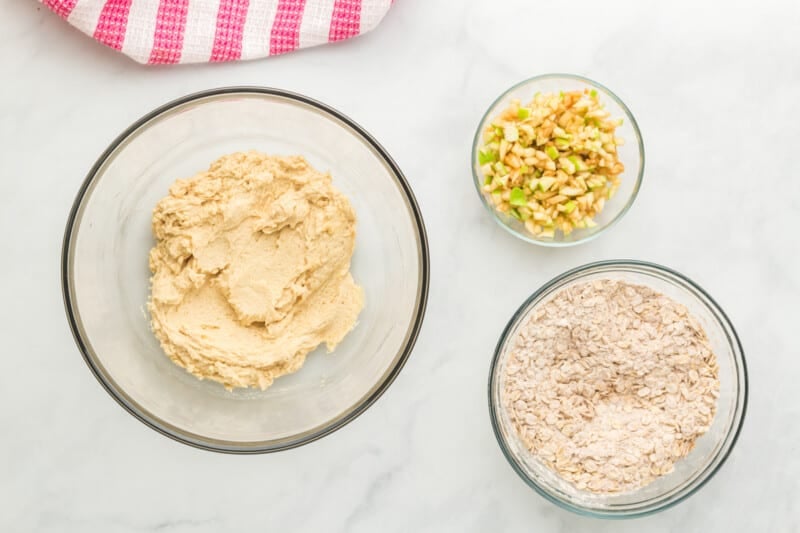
[62,88,430,453]
[488,261,747,518]
[472,74,645,246]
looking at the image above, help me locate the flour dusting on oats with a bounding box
[502,279,720,494]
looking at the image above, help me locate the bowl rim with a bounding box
[471,73,645,247]
[487,259,748,518]
[61,86,431,454]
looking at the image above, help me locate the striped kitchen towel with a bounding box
[41,0,394,64]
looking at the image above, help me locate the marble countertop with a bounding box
[2,0,798,531]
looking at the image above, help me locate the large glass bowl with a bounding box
[472,74,645,246]
[62,88,429,453]
[489,261,747,518]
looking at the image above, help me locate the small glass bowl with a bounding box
[62,88,430,453]
[472,74,645,246]
[488,261,747,518]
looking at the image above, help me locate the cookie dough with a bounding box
[148,151,364,390]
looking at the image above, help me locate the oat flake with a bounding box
[502,279,720,494]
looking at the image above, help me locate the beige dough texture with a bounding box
[148,151,364,390]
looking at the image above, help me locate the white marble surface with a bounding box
[2,0,799,531]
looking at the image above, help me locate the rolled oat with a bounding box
[502,279,720,494]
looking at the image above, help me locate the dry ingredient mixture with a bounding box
[503,279,719,494]
[148,151,364,390]
[478,89,624,238]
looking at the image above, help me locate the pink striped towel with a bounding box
[41,0,394,64]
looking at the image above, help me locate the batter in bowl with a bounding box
[148,151,364,390]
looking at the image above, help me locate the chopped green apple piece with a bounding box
[560,187,583,197]
[568,155,587,172]
[586,175,606,189]
[478,150,498,165]
[562,200,577,214]
[509,187,527,206]
[545,145,559,160]
[504,125,519,142]
[509,208,522,220]
[538,176,557,192]
[524,220,537,234]
[493,174,509,188]
[517,107,531,119]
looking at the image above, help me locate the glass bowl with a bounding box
[472,74,645,246]
[488,261,747,518]
[62,88,430,453]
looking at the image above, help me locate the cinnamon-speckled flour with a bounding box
[503,279,719,493]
